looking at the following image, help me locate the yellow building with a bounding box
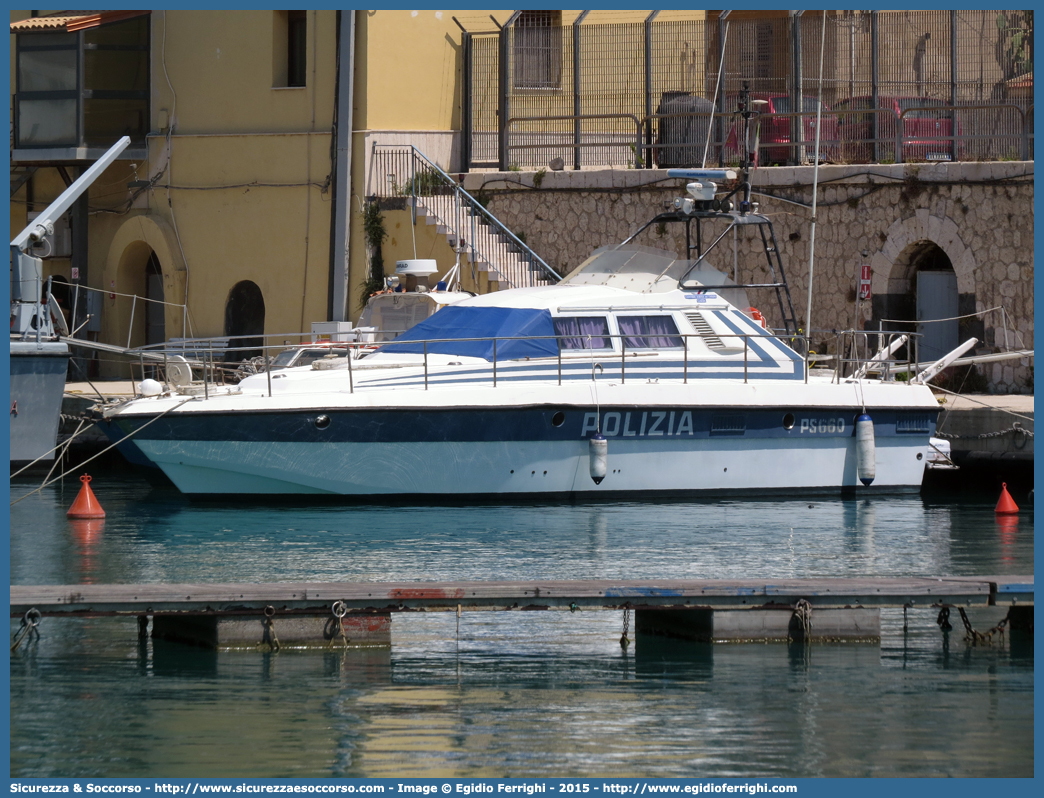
[9,9,712,374]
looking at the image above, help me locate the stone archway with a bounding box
[868,213,982,356]
[105,215,184,340]
[111,239,154,350]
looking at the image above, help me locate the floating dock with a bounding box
[11,577,1033,649]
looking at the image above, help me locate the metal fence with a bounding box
[463,10,1033,170]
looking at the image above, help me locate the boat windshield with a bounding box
[357,293,438,342]
[379,307,559,361]
[562,245,693,291]
[562,244,749,306]
[271,347,348,369]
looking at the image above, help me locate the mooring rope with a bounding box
[11,397,195,506]
[10,608,41,652]
[331,601,351,649]
[791,599,813,644]
[260,605,280,651]
[10,417,96,480]
[931,384,1035,423]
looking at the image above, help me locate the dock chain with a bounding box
[937,606,1011,645]
[934,423,1034,442]
[260,605,281,652]
[331,601,351,649]
[957,607,1011,645]
[790,599,813,644]
[10,608,41,652]
[620,607,630,649]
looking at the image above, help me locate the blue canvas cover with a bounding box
[380,307,559,361]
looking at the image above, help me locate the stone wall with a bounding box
[462,161,1034,394]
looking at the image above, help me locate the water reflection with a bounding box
[69,518,105,584]
[8,470,1034,778]
[995,514,1019,563]
[9,608,1034,778]
[10,474,1033,586]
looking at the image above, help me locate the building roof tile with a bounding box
[10,10,150,34]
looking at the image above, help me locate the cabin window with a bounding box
[617,316,684,349]
[553,317,611,350]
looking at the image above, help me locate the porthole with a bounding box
[315,414,331,429]
[783,413,796,430]
[916,452,923,461]
[551,411,566,427]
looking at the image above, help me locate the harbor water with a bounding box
[9,468,1034,778]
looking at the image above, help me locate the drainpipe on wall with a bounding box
[329,9,356,322]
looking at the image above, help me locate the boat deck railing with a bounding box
[823,329,921,383]
[124,327,926,399]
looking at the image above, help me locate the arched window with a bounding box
[224,280,265,361]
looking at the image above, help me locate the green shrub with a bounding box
[360,200,388,308]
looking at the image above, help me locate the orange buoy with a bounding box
[67,474,106,519]
[995,482,1019,515]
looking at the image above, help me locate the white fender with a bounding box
[138,378,163,397]
[855,414,875,486]
[589,434,608,484]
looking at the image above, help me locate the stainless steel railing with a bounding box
[371,144,561,288]
[124,324,933,400]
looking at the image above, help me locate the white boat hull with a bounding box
[106,282,941,499]
[130,404,932,498]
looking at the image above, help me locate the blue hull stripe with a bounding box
[116,406,938,445]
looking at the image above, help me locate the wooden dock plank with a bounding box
[9,576,1032,617]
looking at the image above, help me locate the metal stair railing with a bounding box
[371,144,561,288]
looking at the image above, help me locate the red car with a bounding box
[832,96,957,163]
[752,93,839,165]
[722,93,839,165]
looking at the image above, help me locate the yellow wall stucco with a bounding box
[12,9,714,360]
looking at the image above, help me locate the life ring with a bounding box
[748,307,767,328]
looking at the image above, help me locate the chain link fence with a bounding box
[463,10,1033,170]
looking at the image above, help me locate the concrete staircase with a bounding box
[411,191,558,291]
